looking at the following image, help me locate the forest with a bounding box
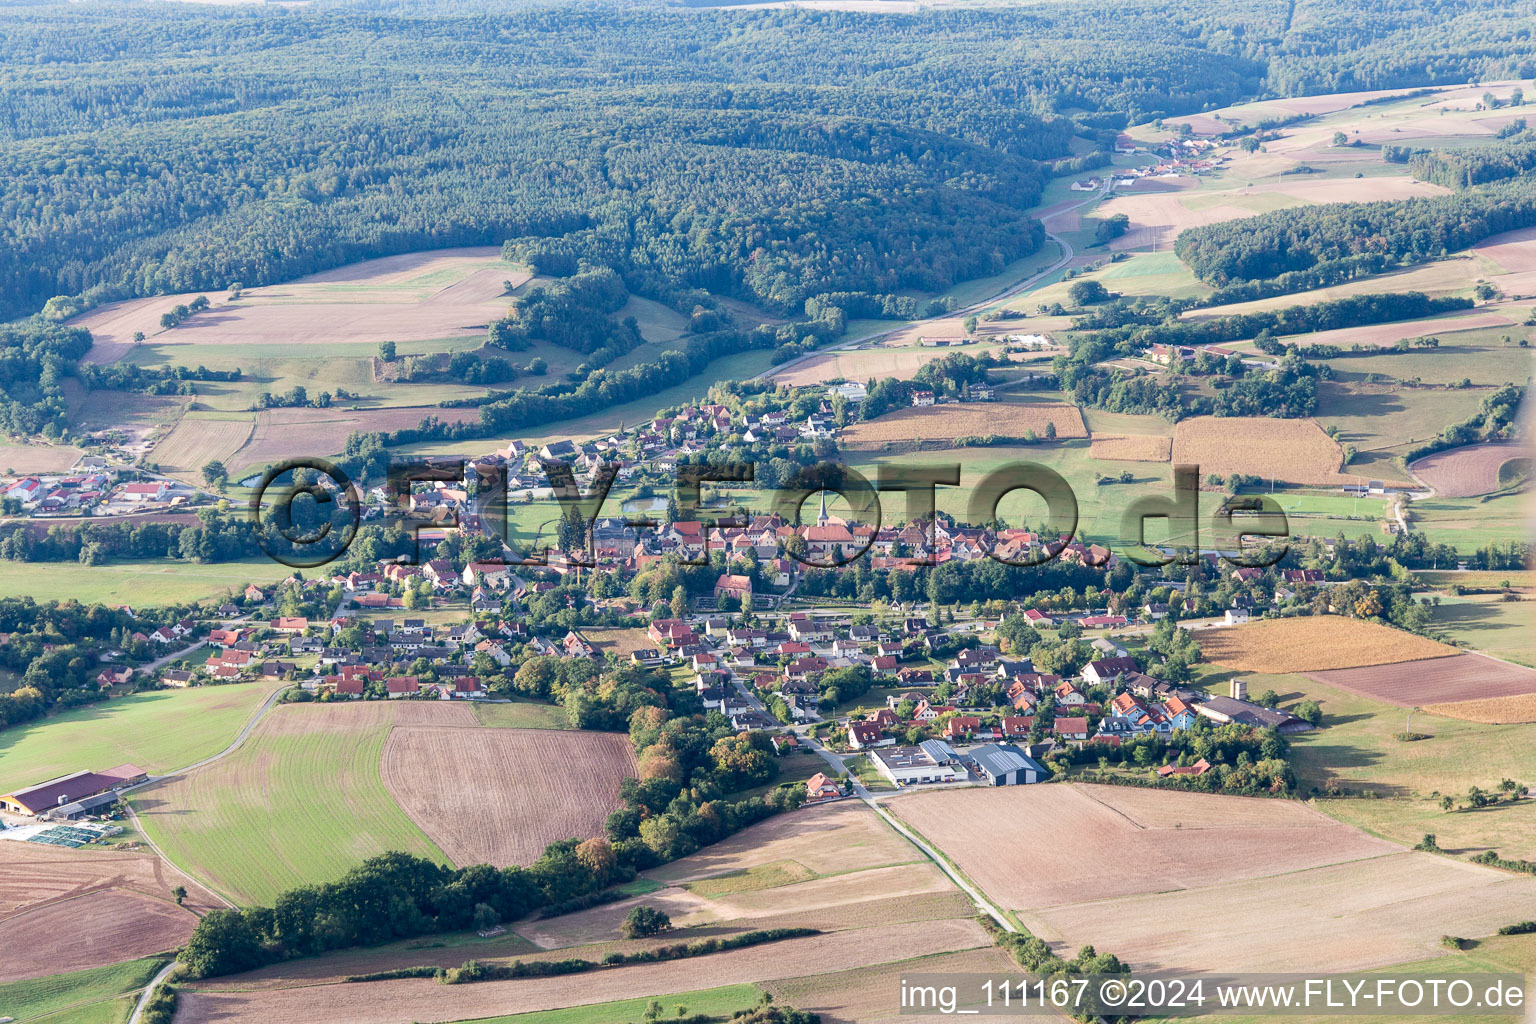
[1174,180,1536,284]
[3,0,1534,327]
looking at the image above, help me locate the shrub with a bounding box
[622,905,673,939]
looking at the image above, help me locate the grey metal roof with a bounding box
[969,743,1044,778]
[918,739,959,764]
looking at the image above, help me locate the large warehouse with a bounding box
[968,744,1046,785]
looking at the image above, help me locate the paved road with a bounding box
[128,960,179,1024]
[754,177,1111,384]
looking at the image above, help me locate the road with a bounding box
[128,960,178,1024]
[754,176,1111,383]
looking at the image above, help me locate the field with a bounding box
[1474,224,1536,273]
[0,841,217,982]
[0,442,83,474]
[147,412,254,476]
[1314,381,1487,484]
[839,401,1087,449]
[1022,850,1535,972]
[1423,693,1536,724]
[0,888,194,982]
[1198,616,1459,673]
[1320,795,1536,861]
[891,784,1395,908]
[1170,416,1381,487]
[175,918,990,1024]
[0,682,281,795]
[470,701,572,730]
[1411,443,1528,498]
[74,248,514,364]
[0,958,167,1024]
[439,984,766,1024]
[769,340,1006,386]
[1277,309,1514,349]
[131,702,469,904]
[380,726,635,867]
[1087,434,1171,462]
[233,404,484,473]
[890,784,1536,973]
[1307,652,1536,707]
[0,557,293,606]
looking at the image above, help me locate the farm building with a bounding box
[868,744,967,786]
[1194,695,1313,733]
[0,764,147,816]
[968,744,1046,785]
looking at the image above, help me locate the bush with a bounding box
[1498,921,1536,936]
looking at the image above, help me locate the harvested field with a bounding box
[234,404,483,467]
[380,726,635,868]
[1281,310,1513,349]
[75,248,515,364]
[1308,652,1536,707]
[840,403,1086,449]
[1475,225,1536,274]
[174,918,993,1024]
[770,344,979,386]
[1423,693,1536,724]
[0,442,82,474]
[767,946,1060,1024]
[0,889,197,982]
[1170,416,1397,487]
[1088,434,1171,462]
[890,784,1396,911]
[0,838,220,921]
[646,801,917,882]
[1022,851,1536,972]
[1411,442,1529,498]
[149,413,254,475]
[1200,615,1459,673]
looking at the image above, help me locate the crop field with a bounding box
[0,556,293,606]
[0,682,279,795]
[1277,310,1514,349]
[1307,652,1536,707]
[1423,693,1536,724]
[839,401,1087,449]
[0,888,195,982]
[1023,850,1536,972]
[0,958,167,1024]
[380,726,635,867]
[233,404,485,470]
[174,918,992,1024]
[891,784,1395,909]
[1198,615,1458,673]
[148,412,255,476]
[131,702,471,904]
[1411,443,1528,498]
[1170,416,1383,487]
[1474,224,1536,274]
[1088,434,1171,462]
[440,984,767,1024]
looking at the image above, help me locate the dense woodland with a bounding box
[3,0,1535,326]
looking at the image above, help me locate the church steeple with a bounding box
[817,488,829,526]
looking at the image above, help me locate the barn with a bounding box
[0,764,147,816]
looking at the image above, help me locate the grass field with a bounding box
[1314,381,1486,483]
[0,683,279,794]
[132,702,463,904]
[0,959,166,1024]
[469,700,572,729]
[1319,795,1536,862]
[0,557,293,606]
[1428,595,1536,666]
